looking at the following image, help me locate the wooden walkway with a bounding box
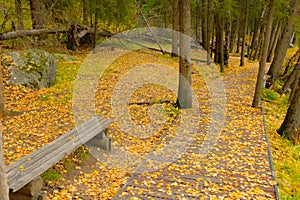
[113,64,278,199]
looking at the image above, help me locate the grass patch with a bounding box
[41,169,61,182]
[262,88,280,101]
[263,91,300,199]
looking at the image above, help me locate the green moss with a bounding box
[41,169,61,182]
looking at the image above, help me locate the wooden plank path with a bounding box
[113,64,278,199]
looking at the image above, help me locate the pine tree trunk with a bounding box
[236,29,241,53]
[267,20,282,62]
[177,0,192,109]
[0,65,4,117]
[215,1,225,72]
[82,0,88,25]
[249,7,266,60]
[252,0,275,108]
[229,19,239,53]
[266,0,300,88]
[283,48,300,76]
[289,69,300,103]
[201,0,208,51]
[15,0,24,30]
[0,128,9,200]
[278,75,300,144]
[172,0,179,56]
[282,58,300,94]
[252,25,265,61]
[224,19,230,66]
[207,0,213,59]
[240,0,248,67]
[29,0,45,29]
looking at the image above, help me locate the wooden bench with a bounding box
[6,116,113,200]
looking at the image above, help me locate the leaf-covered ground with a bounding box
[2,50,277,199]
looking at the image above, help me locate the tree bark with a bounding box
[15,0,24,30]
[236,27,241,53]
[282,59,300,94]
[201,0,208,51]
[29,0,45,29]
[240,0,248,67]
[215,1,225,72]
[278,75,300,144]
[267,20,282,62]
[0,64,4,117]
[177,0,192,109]
[82,0,88,25]
[252,24,265,61]
[0,29,65,40]
[172,0,179,56]
[283,48,300,76]
[266,0,300,88]
[289,68,300,103]
[0,128,9,200]
[229,19,239,53]
[0,28,112,41]
[249,7,265,60]
[252,0,275,108]
[224,19,230,66]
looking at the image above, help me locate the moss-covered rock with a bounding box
[1,49,57,90]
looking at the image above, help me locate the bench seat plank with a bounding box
[6,116,113,192]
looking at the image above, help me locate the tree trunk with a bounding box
[172,0,179,56]
[229,19,239,53]
[215,1,225,72]
[0,65,4,117]
[252,0,275,108]
[289,68,300,103]
[224,19,230,66]
[82,0,88,25]
[267,20,282,62]
[29,0,45,29]
[240,0,248,67]
[283,48,300,76]
[249,7,266,60]
[206,0,213,60]
[252,24,265,61]
[201,0,208,51]
[266,0,300,88]
[236,28,241,53]
[0,128,9,200]
[282,59,300,94]
[278,75,300,144]
[177,0,192,109]
[15,0,24,30]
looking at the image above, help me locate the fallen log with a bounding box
[0,28,113,41]
[0,29,66,40]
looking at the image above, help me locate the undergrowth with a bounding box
[263,86,300,199]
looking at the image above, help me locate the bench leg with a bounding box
[86,129,112,151]
[10,176,45,200]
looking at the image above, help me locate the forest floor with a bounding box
[2,48,281,199]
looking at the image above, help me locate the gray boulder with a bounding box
[1,49,57,90]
